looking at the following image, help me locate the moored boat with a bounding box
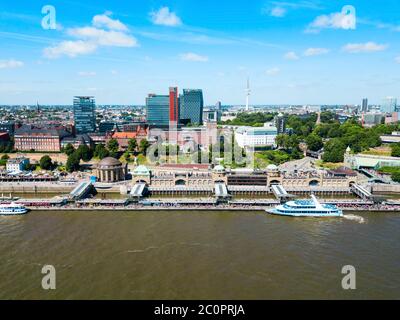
[0,202,29,215]
[266,195,343,217]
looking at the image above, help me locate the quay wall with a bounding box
[28,207,399,213]
[371,184,400,194]
[0,185,74,193]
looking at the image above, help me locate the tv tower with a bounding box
[245,77,251,111]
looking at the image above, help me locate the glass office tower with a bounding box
[381,97,397,113]
[146,94,170,127]
[180,89,204,125]
[73,96,96,134]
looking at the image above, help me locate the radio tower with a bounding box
[245,77,251,111]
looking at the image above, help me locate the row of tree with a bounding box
[63,137,151,172]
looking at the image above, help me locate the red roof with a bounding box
[112,132,137,139]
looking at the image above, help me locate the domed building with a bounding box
[212,164,227,183]
[95,157,127,183]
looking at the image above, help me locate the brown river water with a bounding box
[0,210,399,299]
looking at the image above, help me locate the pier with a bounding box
[69,181,93,200]
[214,183,230,198]
[130,182,146,198]
[271,184,291,201]
[351,184,373,200]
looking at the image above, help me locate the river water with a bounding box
[0,210,399,299]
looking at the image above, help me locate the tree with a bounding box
[107,138,119,154]
[128,138,137,153]
[306,134,323,152]
[139,138,150,155]
[94,144,109,160]
[322,138,346,163]
[39,155,53,170]
[275,134,288,149]
[64,143,75,156]
[391,143,400,158]
[124,151,131,162]
[392,172,400,183]
[76,144,93,162]
[66,152,80,173]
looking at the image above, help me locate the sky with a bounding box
[0,0,400,105]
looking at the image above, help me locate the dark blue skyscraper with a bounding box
[73,96,96,134]
[146,94,170,127]
[180,89,203,125]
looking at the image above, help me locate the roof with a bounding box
[159,163,210,169]
[214,164,225,172]
[328,166,357,176]
[15,125,70,138]
[133,165,150,175]
[98,157,122,167]
[235,126,278,135]
[112,132,137,139]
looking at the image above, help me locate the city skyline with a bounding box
[1,0,400,105]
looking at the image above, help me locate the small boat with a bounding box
[0,202,29,215]
[266,195,343,217]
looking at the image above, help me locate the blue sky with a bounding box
[0,0,400,105]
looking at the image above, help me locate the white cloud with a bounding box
[44,40,97,58]
[284,51,299,60]
[43,12,137,58]
[150,7,182,27]
[307,9,356,32]
[92,12,128,31]
[180,52,208,62]
[303,47,330,56]
[395,56,400,64]
[266,67,280,76]
[67,27,137,47]
[270,7,287,18]
[342,42,387,53]
[0,59,24,69]
[78,71,96,77]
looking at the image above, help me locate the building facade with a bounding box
[381,97,397,114]
[146,94,170,127]
[169,87,179,125]
[73,96,96,134]
[179,89,203,125]
[95,157,127,183]
[6,157,29,172]
[361,98,368,113]
[235,123,278,149]
[14,125,70,152]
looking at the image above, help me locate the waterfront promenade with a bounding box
[22,201,400,213]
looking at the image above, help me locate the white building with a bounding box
[235,123,278,149]
[6,157,29,172]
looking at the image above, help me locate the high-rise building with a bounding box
[180,89,204,125]
[216,101,222,111]
[169,87,179,125]
[146,94,170,127]
[361,98,368,112]
[274,113,286,134]
[73,96,96,134]
[381,97,397,114]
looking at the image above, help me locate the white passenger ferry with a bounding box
[266,195,343,217]
[0,203,28,215]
